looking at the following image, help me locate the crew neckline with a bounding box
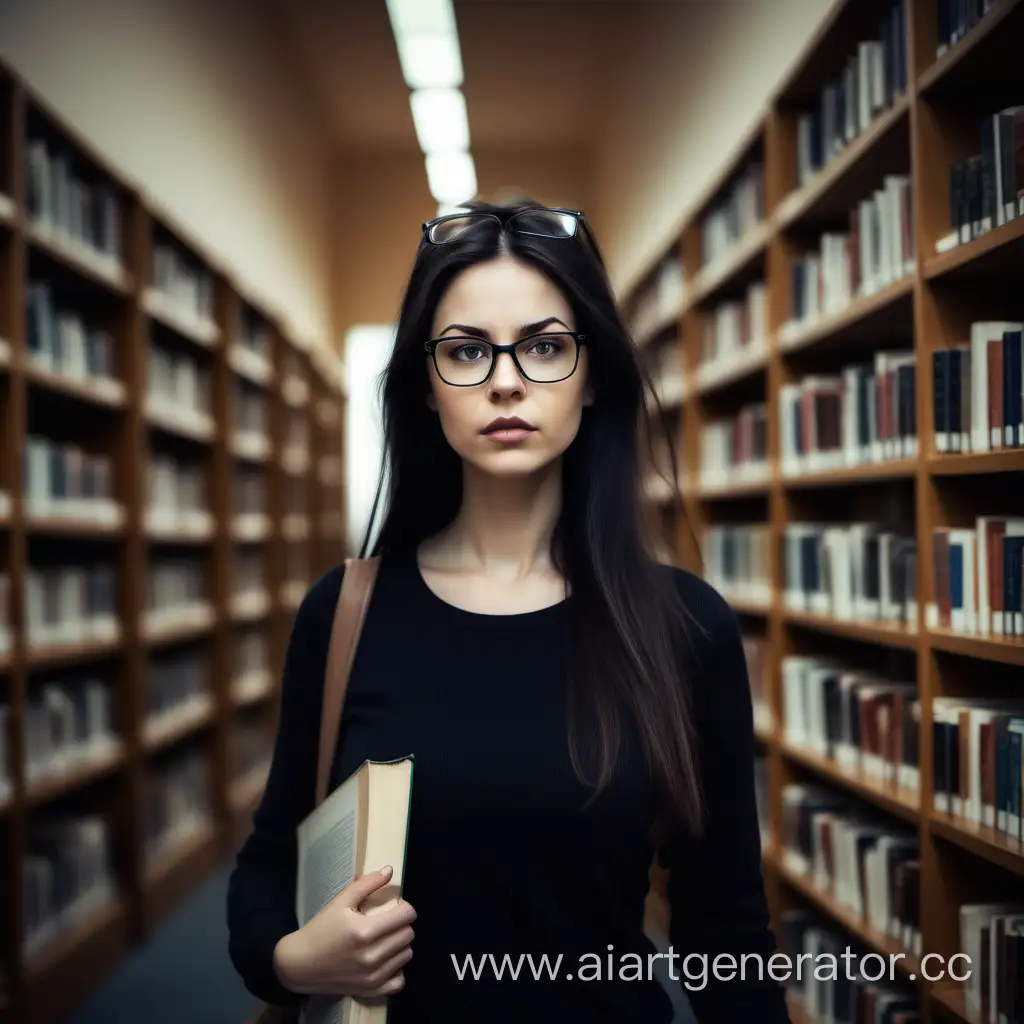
[399,546,570,619]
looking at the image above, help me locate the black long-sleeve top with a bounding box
[226,548,789,1023]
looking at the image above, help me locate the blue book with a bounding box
[950,541,964,619]
[1004,536,1024,636]
[1004,330,1023,447]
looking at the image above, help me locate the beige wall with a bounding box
[590,0,835,296]
[333,146,591,338]
[0,0,334,349]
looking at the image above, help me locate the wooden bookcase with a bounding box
[625,2,1024,1022]
[0,61,347,1023]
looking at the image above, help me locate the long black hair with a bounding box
[359,197,703,837]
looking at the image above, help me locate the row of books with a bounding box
[147,343,213,426]
[935,0,1001,57]
[147,560,206,620]
[285,413,310,452]
[25,564,118,649]
[27,137,123,272]
[143,747,210,865]
[148,648,208,721]
[932,698,1024,843]
[238,306,274,360]
[235,467,268,518]
[151,239,216,331]
[698,403,769,490]
[781,782,922,955]
[148,456,210,532]
[783,176,914,334]
[783,524,918,629]
[698,281,767,383]
[938,105,1024,253]
[700,161,765,267]
[27,281,119,391]
[23,814,116,960]
[234,551,266,596]
[233,380,268,437]
[23,436,119,521]
[629,255,685,343]
[782,656,920,792]
[932,323,1024,454]
[958,901,1024,1022]
[25,677,116,784]
[927,518,1024,637]
[235,629,269,682]
[781,910,920,1023]
[282,350,311,407]
[779,353,918,476]
[794,0,908,190]
[701,524,772,607]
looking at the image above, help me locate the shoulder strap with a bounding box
[315,555,381,806]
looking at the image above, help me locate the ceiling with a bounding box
[268,0,640,152]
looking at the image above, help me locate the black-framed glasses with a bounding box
[421,206,604,266]
[424,332,585,387]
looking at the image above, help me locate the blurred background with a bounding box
[0,0,1022,1021]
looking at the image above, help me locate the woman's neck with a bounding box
[421,461,562,581]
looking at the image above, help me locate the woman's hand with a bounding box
[273,865,416,998]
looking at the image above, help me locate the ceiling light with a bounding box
[395,32,463,89]
[410,88,469,153]
[385,0,456,37]
[425,151,477,205]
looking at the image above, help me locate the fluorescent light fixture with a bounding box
[435,202,468,218]
[425,151,477,205]
[410,88,469,153]
[395,32,463,89]
[385,0,456,36]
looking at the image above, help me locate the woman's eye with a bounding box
[453,344,484,361]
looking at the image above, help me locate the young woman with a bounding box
[227,201,789,1023]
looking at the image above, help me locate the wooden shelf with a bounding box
[927,450,1024,476]
[783,611,920,650]
[924,215,1024,283]
[930,814,1024,878]
[781,458,917,490]
[691,222,769,304]
[926,630,1024,667]
[930,984,978,1023]
[780,743,919,824]
[0,57,350,1024]
[775,855,920,977]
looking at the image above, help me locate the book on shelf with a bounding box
[698,282,767,383]
[144,746,211,865]
[145,559,207,631]
[647,341,685,410]
[629,253,685,344]
[25,677,117,782]
[700,402,769,488]
[932,697,1024,839]
[23,814,116,961]
[779,353,917,476]
[24,436,120,523]
[937,106,1024,253]
[794,0,908,190]
[702,524,772,607]
[0,572,11,656]
[781,782,921,955]
[781,176,913,338]
[26,280,121,395]
[297,757,414,1024]
[147,454,212,535]
[744,634,772,733]
[148,342,213,427]
[0,705,10,803]
[958,901,1024,1023]
[700,160,765,267]
[149,239,215,333]
[26,135,123,272]
[935,0,1002,57]
[927,518,1024,636]
[783,523,917,629]
[781,909,920,1023]
[147,647,210,723]
[25,563,119,648]
[781,655,919,792]
[932,326,1024,454]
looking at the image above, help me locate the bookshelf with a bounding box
[626,1,1024,1021]
[0,60,347,1022]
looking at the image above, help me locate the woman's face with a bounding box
[426,254,593,478]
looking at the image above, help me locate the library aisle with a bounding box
[0,58,348,1024]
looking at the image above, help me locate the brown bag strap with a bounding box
[315,555,381,806]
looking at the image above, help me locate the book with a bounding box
[628,253,686,345]
[700,161,764,266]
[701,524,772,607]
[699,402,769,489]
[297,756,414,1024]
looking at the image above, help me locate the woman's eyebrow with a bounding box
[437,317,569,339]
